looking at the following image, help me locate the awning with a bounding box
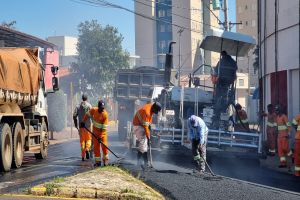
[0,26,56,49]
[200,28,256,57]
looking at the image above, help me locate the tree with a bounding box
[73,20,129,98]
[253,45,259,73]
[1,21,16,29]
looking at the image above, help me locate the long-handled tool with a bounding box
[84,127,124,161]
[148,140,154,168]
[200,155,215,176]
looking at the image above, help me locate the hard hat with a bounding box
[275,104,281,113]
[98,100,105,110]
[152,102,162,114]
[82,93,88,101]
[235,103,242,110]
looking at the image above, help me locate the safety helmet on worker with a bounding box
[151,102,162,114]
[235,103,242,111]
[98,100,105,112]
[275,104,282,114]
[82,93,88,101]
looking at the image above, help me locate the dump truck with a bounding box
[0,47,58,172]
[114,66,170,141]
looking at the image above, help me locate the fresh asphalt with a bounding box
[0,131,299,200]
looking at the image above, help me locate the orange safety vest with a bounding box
[132,103,153,138]
[83,108,108,132]
[292,114,300,139]
[267,113,277,128]
[236,110,249,124]
[276,114,290,137]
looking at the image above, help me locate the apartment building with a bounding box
[236,0,258,88]
[135,0,220,81]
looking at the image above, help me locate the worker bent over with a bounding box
[188,115,208,173]
[73,94,92,161]
[234,103,250,132]
[132,102,161,168]
[263,104,277,156]
[275,105,292,168]
[81,100,109,167]
[292,114,300,176]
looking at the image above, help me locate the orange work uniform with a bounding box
[266,113,277,154]
[235,110,249,132]
[83,108,109,165]
[292,114,300,176]
[276,114,291,166]
[132,103,153,153]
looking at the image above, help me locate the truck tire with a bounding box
[0,123,13,172]
[12,122,24,168]
[35,121,48,159]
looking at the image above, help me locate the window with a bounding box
[158,40,166,49]
[245,21,248,26]
[160,24,165,32]
[252,20,256,27]
[167,24,172,32]
[167,9,172,17]
[245,5,248,10]
[158,10,165,17]
[239,79,244,87]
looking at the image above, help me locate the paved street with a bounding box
[0,130,300,200]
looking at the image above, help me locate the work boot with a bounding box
[82,157,85,161]
[86,151,90,160]
[94,162,101,167]
[278,164,287,168]
[103,159,109,166]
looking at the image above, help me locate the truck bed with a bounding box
[0,48,40,107]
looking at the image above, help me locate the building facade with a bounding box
[259,0,300,122]
[135,0,219,82]
[47,36,78,66]
[236,0,258,88]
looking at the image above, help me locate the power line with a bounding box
[71,0,210,35]
[134,0,220,29]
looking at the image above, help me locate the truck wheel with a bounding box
[12,122,24,168]
[35,121,48,159]
[0,123,13,172]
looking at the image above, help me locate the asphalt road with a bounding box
[0,131,300,200]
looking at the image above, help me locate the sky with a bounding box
[0,0,236,55]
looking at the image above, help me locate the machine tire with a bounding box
[12,122,24,168]
[35,121,48,159]
[0,123,13,172]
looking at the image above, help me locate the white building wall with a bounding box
[135,0,156,67]
[260,0,300,118]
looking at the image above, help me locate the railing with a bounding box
[151,127,262,153]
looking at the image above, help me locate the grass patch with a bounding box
[43,176,65,196]
[120,188,135,194]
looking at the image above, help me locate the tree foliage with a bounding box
[73,20,129,98]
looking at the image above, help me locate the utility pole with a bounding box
[70,82,73,138]
[223,0,229,31]
[178,28,184,86]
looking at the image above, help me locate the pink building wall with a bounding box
[44,49,60,90]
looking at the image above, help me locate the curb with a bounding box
[30,186,160,199]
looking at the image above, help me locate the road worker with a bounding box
[188,115,209,173]
[81,100,109,167]
[275,105,292,168]
[263,104,277,156]
[73,94,92,161]
[292,114,300,176]
[132,102,162,168]
[234,103,250,132]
